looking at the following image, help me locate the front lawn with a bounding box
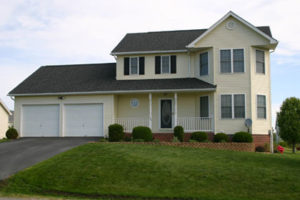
[1,143,299,200]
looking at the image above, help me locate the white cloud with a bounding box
[0,0,300,110]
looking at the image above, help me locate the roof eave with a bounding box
[9,88,217,97]
[111,49,188,56]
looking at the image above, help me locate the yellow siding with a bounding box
[193,16,271,134]
[0,106,9,138]
[116,53,190,80]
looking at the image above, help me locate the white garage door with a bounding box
[22,105,60,137]
[64,104,103,137]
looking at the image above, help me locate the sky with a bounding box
[0,0,299,128]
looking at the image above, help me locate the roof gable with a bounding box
[187,11,278,49]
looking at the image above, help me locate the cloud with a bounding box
[0,0,300,110]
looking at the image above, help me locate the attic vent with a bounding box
[226,20,236,30]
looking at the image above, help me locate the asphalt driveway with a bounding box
[0,137,99,180]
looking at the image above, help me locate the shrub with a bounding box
[153,139,160,143]
[124,135,132,142]
[279,141,288,147]
[214,133,229,143]
[189,139,198,143]
[255,146,265,152]
[190,132,208,142]
[108,124,124,142]
[6,127,18,139]
[172,136,180,143]
[173,126,184,142]
[133,139,144,142]
[232,131,253,143]
[99,138,108,142]
[132,126,153,142]
[264,143,270,152]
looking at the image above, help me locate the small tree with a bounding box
[277,97,300,153]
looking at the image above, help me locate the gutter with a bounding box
[9,88,217,97]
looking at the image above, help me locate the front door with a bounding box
[160,99,172,128]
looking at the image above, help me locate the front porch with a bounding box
[113,92,214,133]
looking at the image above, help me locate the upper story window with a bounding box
[200,52,208,76]
[155,55,176,74]
[220,49,244,73]
[124,57,144,75]
[221,94,245,119]
[256,50,265,74]
[257,95,266,119]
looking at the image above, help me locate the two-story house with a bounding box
[9,11,278,145]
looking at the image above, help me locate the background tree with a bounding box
[277,97,300,153]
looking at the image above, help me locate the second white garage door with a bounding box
[64,104,103,137]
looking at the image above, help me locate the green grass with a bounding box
[0,138,9,143]
[1,143,300,200]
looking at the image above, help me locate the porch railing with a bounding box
[114,117,149,132]
[177,117,213,132]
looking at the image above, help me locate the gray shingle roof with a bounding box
[111,26,273,53]
[9,63,216,95]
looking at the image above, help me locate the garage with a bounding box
[22,105,60,137]
[64,104,103,137]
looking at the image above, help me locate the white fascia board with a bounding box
[9,88,216,97]
[111,49,187,56]
[186,11,278,48]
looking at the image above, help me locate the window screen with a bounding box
[256,50,265,74]
[220,50,231,73]
[257,95,266,118]
[234,94,245,118]
[200,52,208,76]
[221,95,232,118]
[233,49,244,72]
[200,96,209,117]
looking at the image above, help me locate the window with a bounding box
[220,50,231,73]
[257,95,266,119]
[200,96,209,117]
[221,94,245,119]
[234,94,245,118]
[161,56,170,74]
[124,57,144,75]
[200,52,208,76]
[155,55,176,74]
[256,50,265,74]
[233,49,244,72]
[220,49,244,73]
[130,57,138,75]
[221,95,232,118]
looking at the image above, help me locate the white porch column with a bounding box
[149,93,152,129]
[174,92,177,127]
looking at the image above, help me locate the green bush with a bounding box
[214,133,229,143]
[133,139,144,142]
[132,126,153,142]
[124,135,132,142]
[173,126,184,142]
[255,146,265,152]
[172,136,180,143]
[189,139,198,143]
[6,127,18,139]
[190,132,208,142]
[279,141,288,147]
[108,124,124,142]
[232,131,253,143]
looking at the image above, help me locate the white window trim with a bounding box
[200,95,210,118]
[129,57,139,75]
[199,52,209,76]
[255,49,265,74]
[219,48,245,74]
[256,94,267,119]
[158,98,173,129]
[160,55,171,74]
[220,93,246,119]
